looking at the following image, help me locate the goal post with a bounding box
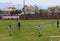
[49,36,60,41]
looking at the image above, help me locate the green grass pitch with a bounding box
[0,20,60,41]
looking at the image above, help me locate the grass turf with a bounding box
[0,20,60,41]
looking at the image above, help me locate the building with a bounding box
[2,7,16,15]
[21,5,40,14]
[48,6,60,15]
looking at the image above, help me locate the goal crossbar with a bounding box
[49,36,60,38]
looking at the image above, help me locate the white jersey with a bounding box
[51,20,54,26]
[8,26,12,32]
[51,20,54,23]
[38,27,40,32]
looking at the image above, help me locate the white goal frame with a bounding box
[49,36,60,41]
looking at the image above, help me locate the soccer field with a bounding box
[0,20,60,41]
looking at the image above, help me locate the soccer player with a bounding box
[51,20,54,26]
[17,22,21,30]
[38,25,41,37]
[57,20,59,28]
[16,20,19,29]
[8,25,12,36]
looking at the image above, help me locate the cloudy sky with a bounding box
[0,0,60,6]
[0,0,60,9]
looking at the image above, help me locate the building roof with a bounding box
[2,7,16,12]
[48,6,60,9]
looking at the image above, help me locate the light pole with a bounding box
[23,0,26,19]
[23,0,25,14]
